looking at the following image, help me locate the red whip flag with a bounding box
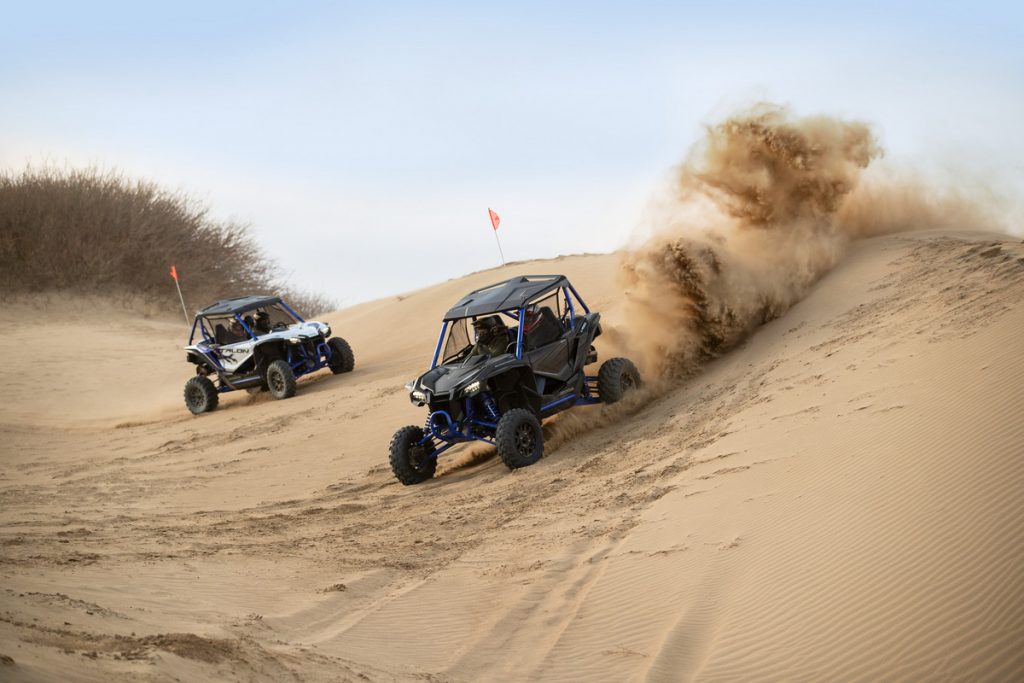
[487,208,505,265]
[170,264,179,281]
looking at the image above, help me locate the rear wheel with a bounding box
[598,357,641,404]
[184,376,218,414]
[266,360,297,400]
[389,426,437,485]
[327,336,355,374]
[495,408,544,470]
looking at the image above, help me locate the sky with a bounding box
[2,0,1022,307]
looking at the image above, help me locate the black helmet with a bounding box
[473,315,504,338]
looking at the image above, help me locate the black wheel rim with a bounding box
[622,373,636,391]
[409,443,430,472]
[186,386,202,407]
[514,423,537,458]
[269,370,284,392]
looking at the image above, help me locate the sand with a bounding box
[1,231,1022,681]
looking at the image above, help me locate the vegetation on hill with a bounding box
[0,167,333,316]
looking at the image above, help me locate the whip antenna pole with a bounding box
[493,229,506,266]
[170,265,189,326]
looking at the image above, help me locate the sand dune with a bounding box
[1,231,1022,681]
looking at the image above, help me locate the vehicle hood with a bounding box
[413,356,491,398]
[251,321,329,344]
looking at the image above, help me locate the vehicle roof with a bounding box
[443,275,568,320]
[197,295,281,316]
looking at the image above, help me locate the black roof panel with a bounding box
[443,275,567,320]
[197,295,281,316]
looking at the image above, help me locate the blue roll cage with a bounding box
[418,282,600,457]
[430,282,590,368]
[188,299,306,346]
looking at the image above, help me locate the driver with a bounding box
[470,316,509,358]
[254,311,272,334]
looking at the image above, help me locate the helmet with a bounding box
[473,315,504,340]
[523,305,542,334]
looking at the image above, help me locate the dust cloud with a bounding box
[616,103,1003,379]
[545,103,1004,449]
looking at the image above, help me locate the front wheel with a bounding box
[184,375,219,414]
[495,408,544,470]
[266,360,297,400]
[389,426,437,485]
[327,337,355,374]
[597,357,641,404]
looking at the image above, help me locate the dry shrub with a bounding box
[0,166,334,316]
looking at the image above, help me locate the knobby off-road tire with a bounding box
[327,336,355,374]
[184,376,219,414]
[598,357,641,404]
[495,408,544,470]
[389,425,437,485]
[266,360,297,400]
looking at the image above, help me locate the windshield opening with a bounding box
[249,303,299,334]
[440,311,520,364]
[442,319,472,363]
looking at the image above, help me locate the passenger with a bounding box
[227,319,248,343]
[523,305,543,336]
[522,305,562,349]
[470,316,510,358]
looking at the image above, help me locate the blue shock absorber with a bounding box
[481,393,500,422]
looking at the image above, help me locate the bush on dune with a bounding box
[0,166,334,316]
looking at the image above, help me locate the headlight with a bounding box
[411,390,427,406]
[288,337,301,344]
[322,324,331,337]
[460,380,482,397]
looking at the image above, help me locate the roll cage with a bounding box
[188,299,305,346]
[430,279,591,368]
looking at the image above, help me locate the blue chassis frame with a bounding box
[417,283,602,459]
[187,300,335,393]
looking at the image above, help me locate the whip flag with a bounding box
[169,264,189,326]
[488,208,505,266]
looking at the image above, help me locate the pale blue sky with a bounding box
[3,1,1021,304]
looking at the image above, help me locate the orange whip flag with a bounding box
[487,208,505,266]
[169,264,189,325]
